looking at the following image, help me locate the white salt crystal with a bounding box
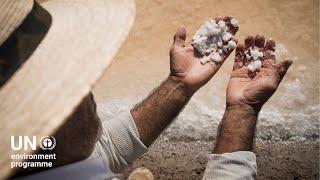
[211,28,221,35]
[252,60,262,69]
[200,54,212,64]
[222,33,232,42]
[198,27,208,36]
[192,34,201,41]
[192,18,239,63]
[248,64,255,72]
[227,41,237,49]
[230,18,239,27]
[211,52,222,62]
[245,46,263,60]
[204,21,212,28]
[212,21,218,27]
[193,37,202,44]
[251,51,260,60]
[248,60,262,72]
[218,20,226,29]
[246,54,251,60]
[223,45,229,52]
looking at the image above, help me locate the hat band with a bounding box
[0,2,52,87]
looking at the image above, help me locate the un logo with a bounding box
[39,136,56,150]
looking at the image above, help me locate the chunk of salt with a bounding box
[227,40,237,49]
[211,52,222,62]
[218,20,226,29]
[246,54,251,60]
[222,33,232,42]
[192,18,239,63]
[248,60,262,72]
[248,64,256,72]
[252,60,262,69]
[200,54,211,64]
[250,47,263,60]
[230,19,239,27]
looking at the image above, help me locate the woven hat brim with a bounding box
[0,0,135,178]
[0,0,34,45]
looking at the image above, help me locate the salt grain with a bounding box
[227,41,237,49]
[252,60,262,69]
[230,18,239,27]
[192,18,238,63]
[248,64,255,72]
[244,46,264,72]
[246,54,251,60]
[200,54,212,64]
[211,52,222,62]
[218,21,226,29]
[222,33,232,42]
[223,45,229,52]
[247,60,262,72]
[250,46,263,60]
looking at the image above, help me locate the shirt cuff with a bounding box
[202,151,257,180]
[103,110,148,163]
[92,103,148,173]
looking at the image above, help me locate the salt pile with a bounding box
[245,46,264,72]
[192,18,238,64]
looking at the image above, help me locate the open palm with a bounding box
[170,16,239,94]
[226,35,292,110]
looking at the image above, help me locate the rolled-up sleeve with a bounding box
[91,103,148,173]
[202,151,257,180]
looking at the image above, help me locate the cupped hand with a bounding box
[226,35,292,111]
[170,16,239,95]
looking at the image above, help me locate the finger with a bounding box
[222,38,238,60]
[223,16,232,22]
[173,25,186,47]
[214,16,223,23]
[255,34,265,48]
[265,38,276,51]
[245,35,255,49]
[262,58,277,69]
[277,59,293,81]
[264,38,276,60]
[223,16,239,35]
[234,43,245,70]
[184,44,194,52]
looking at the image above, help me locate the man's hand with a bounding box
[132,17,238,146]
[214,35,292,154]
[227,35,292,111]
[170,16,238,95]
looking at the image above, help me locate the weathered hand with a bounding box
[170,16,238,95]
[226,35,292,111]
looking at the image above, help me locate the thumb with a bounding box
[277,59,293,81]
[173,25,186,47]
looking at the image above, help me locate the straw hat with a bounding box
[0,0,135,178]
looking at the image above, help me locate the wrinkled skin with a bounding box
[169,16,239,95]
[227,34,292,111]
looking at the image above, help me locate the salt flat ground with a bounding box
[39,0,320,179]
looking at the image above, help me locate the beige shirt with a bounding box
[91,103,257,179]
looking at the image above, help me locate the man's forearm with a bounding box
[214,104,258,154]
[131,76,191,147]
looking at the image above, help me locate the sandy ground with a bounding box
[39,0,319,179]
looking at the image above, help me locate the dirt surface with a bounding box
[122,140,319,180]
